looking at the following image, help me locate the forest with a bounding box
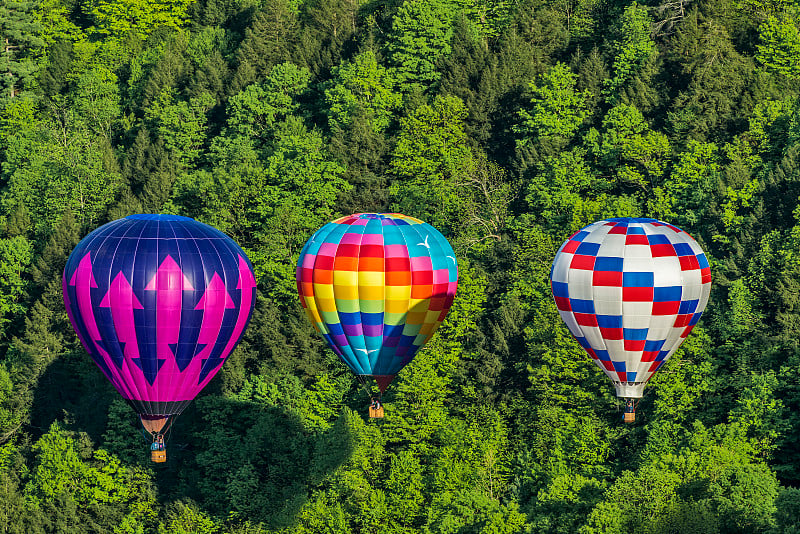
[1,0,800,532]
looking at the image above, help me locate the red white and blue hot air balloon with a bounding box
[63,215,256,457]
[550,218,711,421]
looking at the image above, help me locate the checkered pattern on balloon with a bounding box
[550,218,711,399]
[296,213,459,395]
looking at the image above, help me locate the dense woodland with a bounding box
[0,0,800,532]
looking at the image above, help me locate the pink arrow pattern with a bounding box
[198,255,256,384]
[69,253,135,400]
[142,255,195,384]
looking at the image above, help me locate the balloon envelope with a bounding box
[63,214,257,418]
[296,213,458,391]
[550,218,711,398]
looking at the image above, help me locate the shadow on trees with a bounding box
[160,395,356,529]
[29,350,117,444]
[30,354,356,530]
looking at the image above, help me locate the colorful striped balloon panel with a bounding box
[296,213,458,381]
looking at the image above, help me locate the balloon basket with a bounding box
[369,405,384,419]
[623,412,636,423]
[151,450,167,463]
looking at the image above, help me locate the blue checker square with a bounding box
[656,350,670,361]
[626,372,638,382]
[570,299,595,314]
[383,324,404,337]
[573,231,590,242]
[328,323,345,336]
[595,349,611,361]
[689,313,702,326]
[339,312,361,325]
[597,315,623,328]
[647,234,671,245]
[575,242,601,256]
[627,226,645,234]
[361,312,383,326]
[644,339,666,352]
[679,300,699,314]
[654,286,682,301]
[673,242,694,256]
[551,281,569,298]
[698,253,710,268]
[575,336,591,349]
[623,328,648,340]
[594,256,623,271]
[612,361,627,372]
[623,272,655,287]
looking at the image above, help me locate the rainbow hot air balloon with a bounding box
[550,218,711,422]
[296,213,458,417]
[63,215,257,460]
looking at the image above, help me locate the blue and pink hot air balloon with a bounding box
[63,215,256,458]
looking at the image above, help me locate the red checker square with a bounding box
[570,254,596,270]
[702,274,712,284]
[313,269,333,284]
[412,270,434,285]
[600,327,623,340]
[429,296,446,311]
[651,222,664,227]
[650,244,677,257]
[673,314,692,328]
[585,347,599,359]
[649,361,663,372]
[385,257,411,271]
[608,225,627,234]
[653,301,680,315]
[681,325,695,338]
[336,243,360,257]
[593,270,623,286]
[385,271,411,285]
[360,244,384,258]
[616,371,628,382]
[333,256,358,271]
[562,240,580,254]
[623,286,654,301]
[666,224,683,233]
[604,222,616,226]
[624,339,646,351]
[574,313,598,327]
[432,281,451,294]
[554,296,571,311]
[314,255,334,270]
[601,360,615,371]
[679,255,700,270]
[626,234,649,245]
[299,267,314,283]
[642,351,658,362]
[410,285,433,298]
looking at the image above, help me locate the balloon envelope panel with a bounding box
[63,214,257,417]
[550,218,711,397]
[296,213,458,379]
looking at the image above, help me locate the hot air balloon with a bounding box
[63,214,257,461]
[550,218,711,422]
[296,213,458,418]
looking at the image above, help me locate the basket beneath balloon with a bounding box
[369,405,384,418]
[623,412,636,423]
[151,450,166,463]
